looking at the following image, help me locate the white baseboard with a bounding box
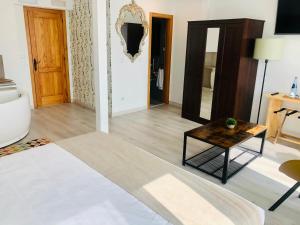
[169,101,182,108]
[112,106,147,117]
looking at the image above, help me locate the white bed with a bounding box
[0,144,171,225]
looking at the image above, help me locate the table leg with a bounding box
[182,134,187,166]
[222,148,230,184]
[259,130,266,155]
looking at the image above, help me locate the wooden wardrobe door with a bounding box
[182,25,207,122]
[212,22,244,120]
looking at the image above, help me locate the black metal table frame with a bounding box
[182,130,267,184]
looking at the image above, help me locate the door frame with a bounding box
[147,13,173,109]
[24,6,70,108]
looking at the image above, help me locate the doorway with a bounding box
[148,13,173,108]
[24,7,70,108]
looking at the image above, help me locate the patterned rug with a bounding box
[0,138,51,158]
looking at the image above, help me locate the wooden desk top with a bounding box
[267,93,300,104]
[186,120,267,149]
[0,78,13,83]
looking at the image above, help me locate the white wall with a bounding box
[0,0,73,107]
[110,0,208,115]
[0,1,33,106]
[92,0,109,133]
[207,0,300,135]
[206,28,219,52]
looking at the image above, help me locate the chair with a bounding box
[0,94,31,148]
[269,160,300,211]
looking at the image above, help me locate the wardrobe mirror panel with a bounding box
[199,28,220,120]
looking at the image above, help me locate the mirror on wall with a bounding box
[116,1,148,62]
[199,28,220,120]
[121,23,145,57]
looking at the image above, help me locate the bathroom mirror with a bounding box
[116,0,148,62]
[199,28,220,120]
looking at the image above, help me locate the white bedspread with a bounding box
[0,144,171,225]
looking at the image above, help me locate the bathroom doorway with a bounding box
[148,13,173,108]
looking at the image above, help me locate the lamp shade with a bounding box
[253,38,284,60]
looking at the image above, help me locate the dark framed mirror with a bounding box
[199,27,220,121]
[121,23,144,57]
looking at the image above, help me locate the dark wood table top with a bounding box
[185,119,267,149]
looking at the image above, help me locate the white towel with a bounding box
[210,68,215,91]
[156,69,164,90]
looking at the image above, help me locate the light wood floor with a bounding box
[58,132,265,225]
[23,103,96,142]
[110,105,300,225]
[27,103,300,225]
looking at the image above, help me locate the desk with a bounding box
[266,93,300,143]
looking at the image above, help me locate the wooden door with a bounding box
[24,7,70,108]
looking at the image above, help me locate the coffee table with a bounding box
[182,119,267,184]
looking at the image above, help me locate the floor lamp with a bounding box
[253,38,284,124]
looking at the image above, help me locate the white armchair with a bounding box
[0,93,31,148]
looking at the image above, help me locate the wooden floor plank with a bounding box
[24,103,96,142]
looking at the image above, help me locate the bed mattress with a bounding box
[0,144,171,225]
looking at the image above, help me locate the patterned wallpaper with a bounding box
[106,0,112,116]
[69,0,95,109]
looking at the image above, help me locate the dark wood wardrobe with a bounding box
[182,18,265,124]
